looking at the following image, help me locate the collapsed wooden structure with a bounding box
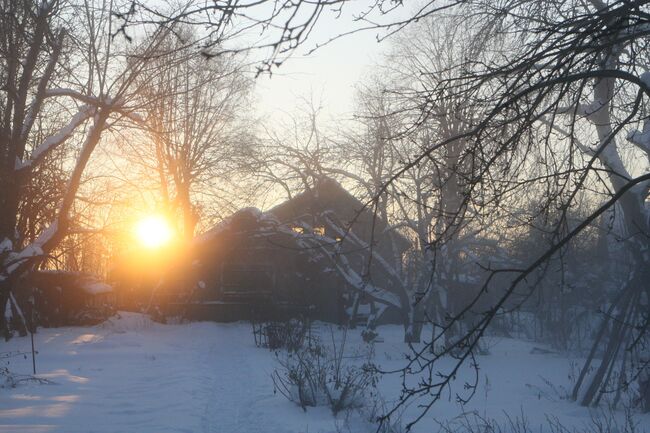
[3,270,114,338]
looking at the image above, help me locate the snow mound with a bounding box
[98,311,155,333]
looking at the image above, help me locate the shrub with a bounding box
[272,327,378,415]
[1,351,52,388]
[435,407,645,433]
[252,317,311,351]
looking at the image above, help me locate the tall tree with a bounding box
[0,0,176,332]
[374,1,650,427]
[136,30,253,239]
[343,16,497,344]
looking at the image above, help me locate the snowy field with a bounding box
[1,312,648,433]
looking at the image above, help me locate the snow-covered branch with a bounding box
[15,105,96,171]
[278,220,403,309]
[321,212,407,288]
[323,167,372,189]
[3,109,110,280]
[1,222,57,279]
[44,88,107,105]
[43,89,144,124]
[587,0,606,11]
[556,101,602,119]
[626,119,650,158]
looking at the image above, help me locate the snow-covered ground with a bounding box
[0,313,648,433]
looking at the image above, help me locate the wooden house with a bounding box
[160,178,411,325]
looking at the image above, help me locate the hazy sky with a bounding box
[252,4,398,126]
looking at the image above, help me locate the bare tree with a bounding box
[0,0,179,333]
[364,1,650,428]
[114,0,470,73]
[134,29,254,239]
[340,16,499,346]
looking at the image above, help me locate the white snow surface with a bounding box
[0,312,648,433]
[79,281,112,295]
[641,71,650,90]
[0,239,11,254]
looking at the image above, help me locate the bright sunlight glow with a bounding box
[135,215,173,249]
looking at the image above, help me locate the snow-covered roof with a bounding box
[79,280,113,295]
[33,270,113,295]
[194,207,280,244]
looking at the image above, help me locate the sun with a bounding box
[135,215,173,249]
